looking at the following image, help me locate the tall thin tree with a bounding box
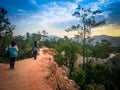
[65,5,106,69]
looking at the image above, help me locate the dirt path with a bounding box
[0,54,53,90]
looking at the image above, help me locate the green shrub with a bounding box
[70,68,86,89]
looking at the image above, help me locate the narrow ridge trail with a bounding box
[0,53,53,90]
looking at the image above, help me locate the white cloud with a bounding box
[13,0,110,37]
[75,0,83,3]
[14,1,78,37]
[30,0,37,4]
[85,0,109,11]
[17,9,26,13]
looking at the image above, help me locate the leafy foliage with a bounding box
[55,37,80,74]
[70,59,120,90]
[70,68,86,89]
[92,39,111,58]
[0,7,15,60]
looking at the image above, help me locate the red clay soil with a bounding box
[0,54,53,90]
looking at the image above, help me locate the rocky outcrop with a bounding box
[107,53,120,68]
[46,58,80,90]
[74,53,120,68]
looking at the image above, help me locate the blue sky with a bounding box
[0,0,120,37]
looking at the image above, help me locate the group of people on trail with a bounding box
[5,40,39,70]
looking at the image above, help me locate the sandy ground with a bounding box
[0,53,53,90]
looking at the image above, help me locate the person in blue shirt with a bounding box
[32,41,39,60]
[6,40,18,70]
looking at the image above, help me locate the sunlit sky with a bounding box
[0,0,120,37]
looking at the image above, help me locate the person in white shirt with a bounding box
[6,40,18,70]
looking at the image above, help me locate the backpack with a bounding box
[9,48,18,57]
[33,46,38,51]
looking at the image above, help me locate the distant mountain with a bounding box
[91,35,120,47]
[41,35,61,41]
[20,34,120,47]
[45,35,120,46]
[71,35,120,47]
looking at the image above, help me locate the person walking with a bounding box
[32,41,39,60]
[6,40,18,70]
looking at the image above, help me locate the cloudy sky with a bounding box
[0,0,120,37]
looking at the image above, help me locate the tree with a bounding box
[92,39,111,59]
[0,7,15,57]
[26,32,30,40]
[41,30,48,41]
[31,31,41,41]
[0,7,15,39]
[65,5,105,69]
